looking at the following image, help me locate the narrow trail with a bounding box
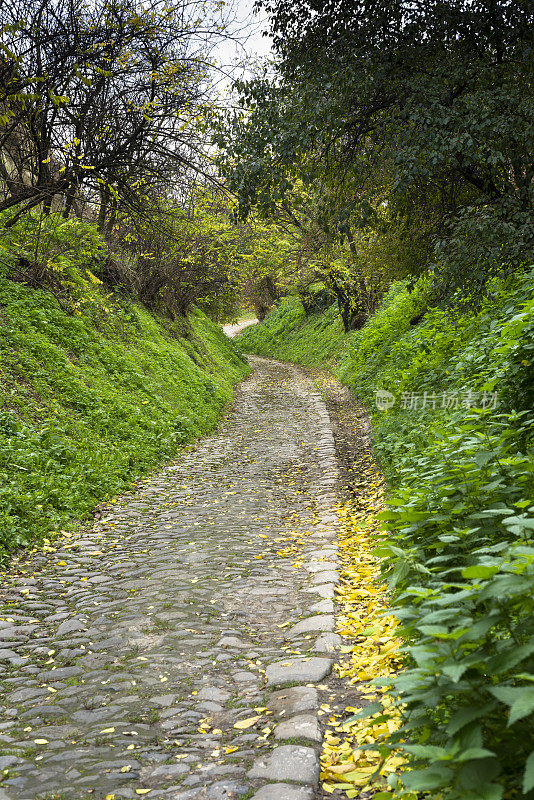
[0,357,343,800]
[221,320,258,338]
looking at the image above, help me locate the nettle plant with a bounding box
[372,405,534,800]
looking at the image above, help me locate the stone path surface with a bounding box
[0,357,341,800]
[221,320,258,338]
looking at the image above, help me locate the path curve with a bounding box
[222,319,258,338]
[0,357,340,800]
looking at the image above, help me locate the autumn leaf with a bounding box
[321,489,403,798]
[233,716,261,729]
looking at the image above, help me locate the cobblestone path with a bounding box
[0,357,341,800]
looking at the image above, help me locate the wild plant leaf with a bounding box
[446,703,498,735]
[490,686,534,725]
[523,752,534,794]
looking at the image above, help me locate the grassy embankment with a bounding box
[0,276,248,566]
[239,276,534,800]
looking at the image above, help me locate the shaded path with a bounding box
[0,358,340,800]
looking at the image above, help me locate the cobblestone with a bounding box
[0,356,340,799]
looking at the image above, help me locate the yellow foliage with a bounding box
[321,453,404,797]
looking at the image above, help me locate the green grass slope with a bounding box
[240,275,534,799]
[238,297,347,366]
[0,278,248,564]
[239,276,534,423]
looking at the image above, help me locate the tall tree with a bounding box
[0,0,231,226]
[218,0,533,299]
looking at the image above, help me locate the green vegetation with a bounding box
[218,0,533,327]
[0,256,248,565]
[2,0,533,793]
[240,272,534,800]
[237,294,345,365]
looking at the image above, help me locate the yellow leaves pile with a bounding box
[321,456,404,798]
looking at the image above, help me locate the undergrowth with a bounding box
[240,271,534,800]
[0,275,248,565]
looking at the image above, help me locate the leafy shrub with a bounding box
[244,268,534,798]
[375,402,534,800]
[0,210,109,317]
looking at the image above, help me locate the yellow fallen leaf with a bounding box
[326,763,358,774]
[120,765,131,773]
[126,744,135,750]
[233,716,261,729]
[34,739,49,744]
[99,727,115,734]
[135,791,151,795]
[224,746,239,754]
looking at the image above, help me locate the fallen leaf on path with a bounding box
[233,716,261,729]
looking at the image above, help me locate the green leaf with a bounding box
[401,744,451,760]
[401,765,453,791]
[342,702,383,724]
[462,565,499,579]
[447,703,498,735]
[457,747,495,762]
[523,752,534,794]
[487,639,534,673]
[473,450,496,466]
[459,786,503,800]
[489,686,534,725]
[441,662,467,682]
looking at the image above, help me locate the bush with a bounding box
[243,268,534,798]
[0,210,109,317]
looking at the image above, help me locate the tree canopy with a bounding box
[216,0,533,311]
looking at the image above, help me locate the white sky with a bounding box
[211,0,274,93]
